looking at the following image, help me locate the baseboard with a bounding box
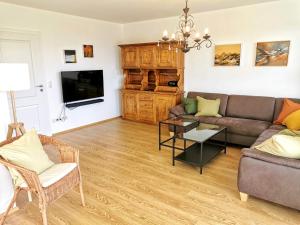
[53,116,121,136]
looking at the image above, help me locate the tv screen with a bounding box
[61,70,104,103]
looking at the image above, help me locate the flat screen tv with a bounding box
[61,70,104,103]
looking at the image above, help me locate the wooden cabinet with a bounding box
[157,45,176,68]
[122,47,139,68]
[155,95,178,122]
[121,90,181,123]
[122,92,137,120]
[140,46,156,68]
[119,42,184,124]
[137,93,155,123]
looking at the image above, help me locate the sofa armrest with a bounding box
[169,104,185,118]
[241,148,300,169]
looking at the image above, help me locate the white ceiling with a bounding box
[1,0,279,23]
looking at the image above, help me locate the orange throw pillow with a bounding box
[274,99,300,125]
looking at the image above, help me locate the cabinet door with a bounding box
[122,93,137,120]
[155,95,176,122]
[140,46,156,68]
[157,45,176,68]
[122,47,139,68]
[138,94,155,123]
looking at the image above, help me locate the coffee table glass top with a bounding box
[161,116,198,127]
[182,123,226,143]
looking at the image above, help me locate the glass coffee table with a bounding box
[158,116,199,151]
[174,123,227,174]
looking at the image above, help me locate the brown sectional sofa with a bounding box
[169,92,300,210]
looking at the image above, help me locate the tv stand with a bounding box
[65,99,104,108]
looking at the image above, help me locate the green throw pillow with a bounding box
[195,96,222,117]
[183,97,197,114]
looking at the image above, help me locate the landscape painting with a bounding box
[255,41,290,66]
[214,44,241,66]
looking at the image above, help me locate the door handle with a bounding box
[35,85,44,88]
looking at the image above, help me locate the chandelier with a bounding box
[158,0,212,53]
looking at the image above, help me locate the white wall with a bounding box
[0,2,123,134]
[123,0,300,98]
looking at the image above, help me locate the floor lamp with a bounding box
[0,63,30,139]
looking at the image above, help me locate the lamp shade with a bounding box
[0,63,30,91]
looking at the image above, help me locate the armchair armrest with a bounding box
[0,157,42,192]
[39,135,79,164]
[169,104,186,118]
[241,148,300,169]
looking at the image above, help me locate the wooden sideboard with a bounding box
[119,42,184,124]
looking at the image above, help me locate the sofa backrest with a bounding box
[226,95,275,122]
[187,92,228,116]
[273,98,300,121]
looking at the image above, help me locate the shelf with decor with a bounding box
[154,69,181,93]
[124,69,142,90]
[119,42,184,124]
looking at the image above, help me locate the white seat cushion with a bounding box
[39,163,77,187]
[20,163,77,188]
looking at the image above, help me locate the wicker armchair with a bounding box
[0,135,85,225]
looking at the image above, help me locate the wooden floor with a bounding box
[5,118,300,225]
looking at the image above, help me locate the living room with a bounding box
[0,0,300,224]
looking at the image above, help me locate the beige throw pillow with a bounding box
[0,130,54,175]
[255,134,300,159]
[195,96,222,117]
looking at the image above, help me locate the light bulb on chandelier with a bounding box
[158,0,213,53]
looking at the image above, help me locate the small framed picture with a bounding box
[83,45,94,58]
[64,50,77,63]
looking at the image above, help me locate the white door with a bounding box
[0,30,51,135]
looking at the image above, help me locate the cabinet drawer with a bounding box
[139,109,155,122]
[139,100,153,110]
[139,94,153,101]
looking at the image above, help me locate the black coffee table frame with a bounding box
[158,117,199,151]
[173,127,227,174]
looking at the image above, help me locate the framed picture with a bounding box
[214,44,241,66]
[255,41,290,66]
[83,45,94,58]
[64,50,77,63]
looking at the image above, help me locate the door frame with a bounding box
[0,28,52,135]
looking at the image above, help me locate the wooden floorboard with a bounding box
[5,118,300,225]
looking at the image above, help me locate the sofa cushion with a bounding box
[169,104,185,116]
[195,97,221,117]
[255,134,300,159]
[252,129,280,147]
[283,109,300,130]
[195,116,221,125]
[226,95,275,122]
[269,124,286,130]
[273,98,300,122]
[182,97,197,114]
[217,117,271,137]
[187,92,228,116]
[274,99,300,125]
[225,133,257,147]
[242,148,300,170]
